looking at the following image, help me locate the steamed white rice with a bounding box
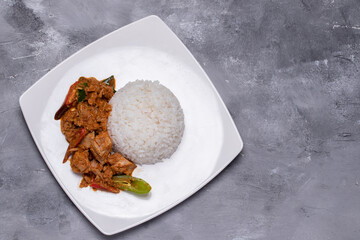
[107,80,185,164]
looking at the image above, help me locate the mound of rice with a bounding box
[107,80,185,164]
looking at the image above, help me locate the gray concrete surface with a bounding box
[1,0,360,239]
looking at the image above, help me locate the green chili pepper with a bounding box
[77,88,86,102]
[112,175,151,194]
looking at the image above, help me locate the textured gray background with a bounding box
[1,0,360,239]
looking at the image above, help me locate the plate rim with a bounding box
[19,15,243,235]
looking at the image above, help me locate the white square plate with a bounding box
[19,15,243,235]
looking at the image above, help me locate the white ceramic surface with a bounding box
[19,15,243,235]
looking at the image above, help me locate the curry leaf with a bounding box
[102,75,114,86]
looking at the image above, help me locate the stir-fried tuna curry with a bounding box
[55,76,150,194]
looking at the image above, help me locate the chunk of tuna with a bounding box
[90,132,112,164]
[108,153,137,176]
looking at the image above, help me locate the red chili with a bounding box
[90,183,109,191]
[64,82,78,105]
[54,82,78,120]
[73,128,87,147]
[90,180,119,193]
